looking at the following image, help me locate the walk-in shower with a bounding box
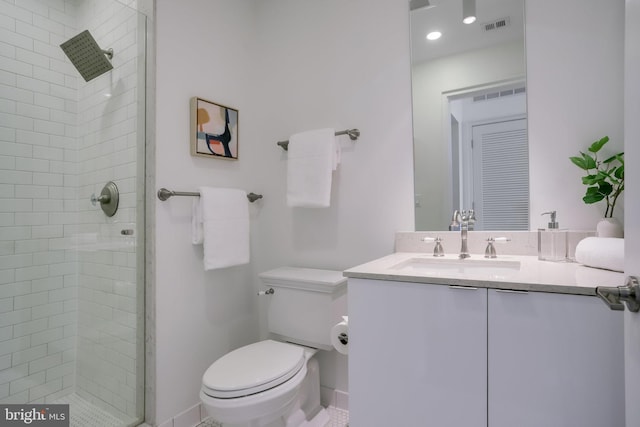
[0,1,146,426]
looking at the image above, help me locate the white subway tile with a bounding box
[0,154,15,169]
[15,21,49,43]
[31,277,63,293]
[0,253,32,269]
[14,213,49,226]
[14,265,49,281]
[31,302,62,320]
[0,241,14,254]
[31,251,65,266]
[0,27,33,51]
[48,286,75,302]
[0,309,32,329]
[15,47,49,68]
[16,75,49,96]
[36,146,65,161]
[32,17,65,39]
[33,199,63,213]
[0,298,13,314]
[33,66,64,86]
[0,226,31,240]
[0,84,34,104]
[0,198,32,211]
[14,291,48,309]
[15,157,48,172]
[13,318,48,338]
[0,281,30,298]
[0,70,17,87]
[50,109,74,126]
[1,2,33,23]
[29,377,62,401]
[29,353,62,375]
[14,185,48,199]
[0,335,30,358]
[0,354,10,372]
[32,225,62,239]
[34,93,64,111]
[14,238,48,253]
[0,40,16,59]
[33,172,63,186]
[0,363,29,385]
[16,103,49,122]
[0,112,33,132]
[48,8,75,28]
[34,119,65,136]
[13,0,48,19]
[45,361,73,381]
[48,312,75,329]
[0,142,31,159]
[12,345,47,368]
[31,327,63,346]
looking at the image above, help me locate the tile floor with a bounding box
[196,406,349,427]
[52,393,135,427]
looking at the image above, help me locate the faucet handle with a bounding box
[422,236,445,257]
[485,237,511,259]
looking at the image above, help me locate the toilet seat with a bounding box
[202,340,305,399]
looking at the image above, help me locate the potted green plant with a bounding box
[569,135,624,237]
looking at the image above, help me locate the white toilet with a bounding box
[200,267,347,427]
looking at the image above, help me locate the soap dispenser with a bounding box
[538,211,568,262]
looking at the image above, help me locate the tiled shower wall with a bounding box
[0,0,142,420]
[0,0,80,404]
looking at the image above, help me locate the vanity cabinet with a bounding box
[488,289,624,427]
[349,279,487,427]
[348,278,624,427]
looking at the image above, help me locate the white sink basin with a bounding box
[390,257,521,276]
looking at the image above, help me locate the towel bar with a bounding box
[276,128,360,151]
[157,188,263,203]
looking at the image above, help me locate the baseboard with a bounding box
[320,386,349,411]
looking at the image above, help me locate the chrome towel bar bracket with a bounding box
[277,128,360,151]
[157,188,263,203]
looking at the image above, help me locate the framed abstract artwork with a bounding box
[190,97,239,159]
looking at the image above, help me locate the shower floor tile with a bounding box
[52,393,135,427]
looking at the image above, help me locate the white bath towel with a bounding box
[287,128,339,208]
[195,187,250,270]
[575,237,624,272]
[191,197,204,245]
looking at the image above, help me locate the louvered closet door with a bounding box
[472,118,529,230]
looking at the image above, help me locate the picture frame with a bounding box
[190,97,239,159]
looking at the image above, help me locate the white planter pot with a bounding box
[596,217,624,238]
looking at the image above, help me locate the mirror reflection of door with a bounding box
[449,83,529,230]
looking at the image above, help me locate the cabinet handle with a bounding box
[495,289,529,294]
[449,285,479,290]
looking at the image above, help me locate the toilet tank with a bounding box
[259,267,347,351]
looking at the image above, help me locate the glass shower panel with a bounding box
[0,0,145,425]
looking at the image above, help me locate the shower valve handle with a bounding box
[91,193,110,206]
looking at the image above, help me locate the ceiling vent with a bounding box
[482,17,510,32]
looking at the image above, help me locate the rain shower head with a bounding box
[60,30,114,82]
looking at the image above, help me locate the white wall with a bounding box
[154,0,260,424]
[249,0,414,395]
[412,41,525,230]
[154,0,415,422]
[625,0,640,425]
[526,0,625,230]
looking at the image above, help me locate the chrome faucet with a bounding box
[457,209,475,259]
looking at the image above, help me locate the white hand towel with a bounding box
[197,187,250,270]
[575,237,624,272]
[192,198,204,245]
[287,128,338,208]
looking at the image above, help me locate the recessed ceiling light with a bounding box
[426,31,442,41]
[463,0,476,24]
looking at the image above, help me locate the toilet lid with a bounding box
[202,340,305,399]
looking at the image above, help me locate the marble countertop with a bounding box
[343,252,624,296]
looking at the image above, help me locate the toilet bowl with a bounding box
[200,267,347,427]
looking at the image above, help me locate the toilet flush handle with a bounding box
[257,288,275,296]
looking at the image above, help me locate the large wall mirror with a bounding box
[411,0,526,231]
